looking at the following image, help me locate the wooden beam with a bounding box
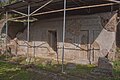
[104,0,120,3]
[33,3,115,16]
[8,16,26,21]
[8,3,116,21]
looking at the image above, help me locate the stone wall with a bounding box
[116,23,120,48]
[13,12,117,64]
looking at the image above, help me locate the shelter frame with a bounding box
[2,0,120,72]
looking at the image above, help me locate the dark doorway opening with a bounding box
[48,30,57,52]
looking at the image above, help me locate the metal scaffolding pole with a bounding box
[12,10,28,16]
[30,0,53,16]
[27,5,30,42]
[62,0,66,73]
[5,11,8,57]
[8,3,115,21]
[27,4,30,63]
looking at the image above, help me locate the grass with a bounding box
[99,60,120,80]
[0,55,36,80]
[0,55,120,80]
[65,64,95,77]
[0,61,22,80]
[0,61,49,80]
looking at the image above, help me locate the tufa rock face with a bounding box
[98,57,113,70]
[92,57,114,77]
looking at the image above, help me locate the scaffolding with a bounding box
[0,0,119,72]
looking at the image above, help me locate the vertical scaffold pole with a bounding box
[5,11,8,59]
[62,0,66,73]
[27,4,30,63]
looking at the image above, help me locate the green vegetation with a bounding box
[0,61,25,80]
[0,0,19,7]
[113,61,120,79]
[0,55,120,80]
[99,61,120,80]
[65,64,95,77]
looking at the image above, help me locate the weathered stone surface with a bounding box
[98,57,113,70]
[100,12,117,32]
[66,63,76,70]
[0,19,6,33]
[8,12,117,64]
[42,59,52,66]
[92,57,113,77]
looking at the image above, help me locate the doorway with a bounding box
[48,30,57,52]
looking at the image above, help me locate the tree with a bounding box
[0,0,18,7]
[8,0,18,4]
[0,0,20,19]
